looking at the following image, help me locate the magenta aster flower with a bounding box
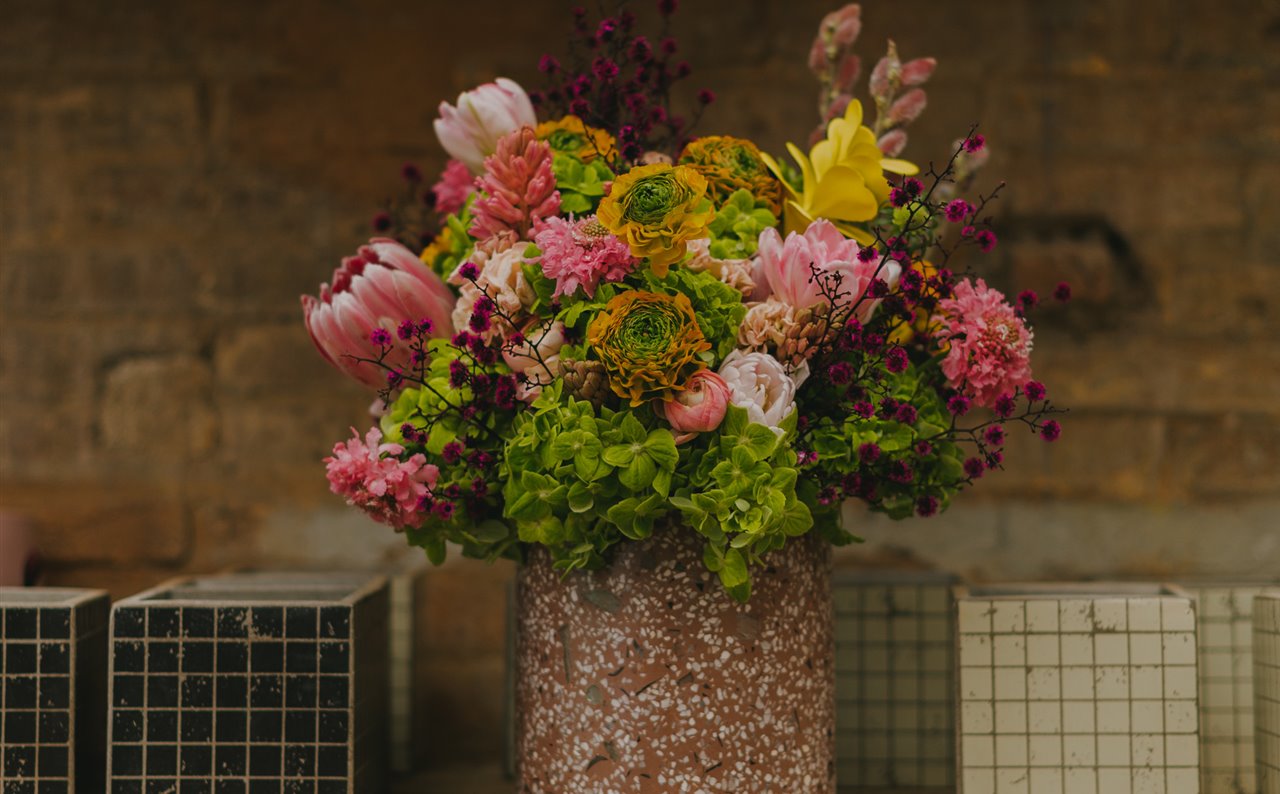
[533,215,637,298]
[938,278,1034,408]
[325,427,440,530]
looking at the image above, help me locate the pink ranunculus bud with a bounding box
[433,77,536,174]
[900,57,937,86]
[301,238,456,389]
[807,37,828,75]
[868,41,900,100]
[835,53,861,92]
[888,88,928,125]
[664,370,730,437]
[877,128,908,157]
[821,3,862,48]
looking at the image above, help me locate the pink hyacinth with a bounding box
[301,239,455,389]
[533,215,637,297]
[431,159,475,215]
[469,127,561,246]
[755,219,900,323]
[938,278,1034,408]
[325,427,440,530]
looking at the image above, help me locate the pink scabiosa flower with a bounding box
[325,427,440,530]
[938,278,1034,408]
[469,127,561,247]
[755,219,900,323]
[301,239,455,389]
[434,78,537,174]
[664,370,730,440]
[431,159,475,215]
[532,215,637,298]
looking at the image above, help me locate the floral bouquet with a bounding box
[302,1,1066,601]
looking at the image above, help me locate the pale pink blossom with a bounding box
[450,246,536,340]
[938,278,1034,408]
[325,427,439,530]
[469,127,561,245]
[434,78,536,174]
[503,320,566,373]
[685,238,763,299]
[431,159,475,215]
[717,350,800,436]
[301,239,455,389]
[754,219,900,323]
[664,370,730,440]
[533,216,636,298]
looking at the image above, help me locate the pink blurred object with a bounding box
[301,239,456,389]
[0,510,37,586]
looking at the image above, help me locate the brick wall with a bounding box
[2,0,1277,766]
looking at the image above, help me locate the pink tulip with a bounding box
[755,220,900,323]
[301,239,455,389]
[664,370,730,437]
[433,78,537,174]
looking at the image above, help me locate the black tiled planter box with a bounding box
[1,587,110,794]
[107,575,389,794]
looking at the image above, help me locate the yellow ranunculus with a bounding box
[596,163,713,278]
[762,100,917,243]
[587,290,711,406]
[535,115,617,164]
[678,135,784,216]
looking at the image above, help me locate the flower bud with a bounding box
[888,88,927,124]
[877,129,908,157]
[900,57,937,86]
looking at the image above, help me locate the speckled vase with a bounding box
[515,527,835,794]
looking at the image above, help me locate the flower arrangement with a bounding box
[303,1,1067,600]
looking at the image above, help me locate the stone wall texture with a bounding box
[2,0,1278,767]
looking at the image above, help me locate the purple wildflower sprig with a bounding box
[531,1,711,161]
[371,161,440,251]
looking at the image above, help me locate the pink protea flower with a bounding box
[434,78,536,174]
[469,127,561,246]
[301,239,455,389]
[431,159,475,215]
[325,427,440,530]
[532,215,637,297]
[755,219,899,323]
[938,278,1034,408]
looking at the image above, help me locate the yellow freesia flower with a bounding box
[762,100,917,243]
[596,163,713,278]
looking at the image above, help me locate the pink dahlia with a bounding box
[755,219,899,323]
[533,216,637,298]
[325,427,440,530]
[938,278,1034,407]
[470,127,561,246]
[431,159,475,215]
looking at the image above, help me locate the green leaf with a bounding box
[567,482,595,513]
[618,453,658,492]
[471,521,510,543]
[422,536,446,565]
[779,501,814,536]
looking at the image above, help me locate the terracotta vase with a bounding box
[514,527,835,794]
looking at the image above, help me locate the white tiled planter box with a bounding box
[955,583,1201,794]
[1255,592,1280,793]
[834,569,958,789]
[1177,580,1280,794]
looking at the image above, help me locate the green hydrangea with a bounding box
[707,188,778,259]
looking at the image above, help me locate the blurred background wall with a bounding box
[1,0,1277,766]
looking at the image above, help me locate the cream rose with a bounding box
[717,350,800,435]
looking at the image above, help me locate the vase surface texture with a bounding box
[515,528,835,794]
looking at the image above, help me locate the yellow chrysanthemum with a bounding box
[587,290,711,406]
[596,163,713,278]
[535,115,617,163]
[678,135,784,216]
[761,100,918,243]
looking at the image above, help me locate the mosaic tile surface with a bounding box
[1178,582,1279,794]
[106,576,388,794]
[956,584,1202,794]
[834,570,957,789]
[1,587,109,794]
[1256,593,1280,794]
